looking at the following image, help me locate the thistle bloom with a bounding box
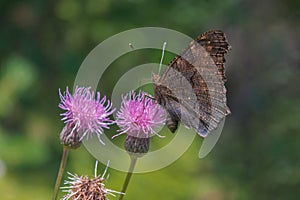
[113,91,165,155]
[59,86,114,147]
[113,90,165,139]
[61,161,122,200]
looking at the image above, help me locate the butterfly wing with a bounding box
[155,66,211,136]
[154,30,231,136]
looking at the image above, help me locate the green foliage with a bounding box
[0,0,299,199]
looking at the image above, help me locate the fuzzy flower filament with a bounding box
[113,91,165,155]
[59,86,114,147]
[114,91,165,139]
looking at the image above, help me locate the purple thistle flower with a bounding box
[113,90,165,139]
[59,86,114,147]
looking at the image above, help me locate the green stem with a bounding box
[52,146,69,200]
[119,156,138,200]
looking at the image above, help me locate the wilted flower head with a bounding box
[59,86,114,147]
[113,90,165,139]
[61,161,122,200]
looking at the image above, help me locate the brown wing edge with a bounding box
[196,30,231,82]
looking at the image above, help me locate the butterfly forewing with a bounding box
[153,30,231,136]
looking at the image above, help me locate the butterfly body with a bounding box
[153,30,231,137]
[153,75,180,132]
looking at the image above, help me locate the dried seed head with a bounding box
[61,161,123,200]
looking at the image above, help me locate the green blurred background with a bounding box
[0,0,299,199]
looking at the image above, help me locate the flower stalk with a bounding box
[53,86,115,199]
[114,90,165,199]
[119,156,137,200]
[52,146,69,200]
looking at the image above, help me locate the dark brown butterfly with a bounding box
[152,30,231,137]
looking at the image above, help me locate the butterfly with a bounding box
[152,30,231,137]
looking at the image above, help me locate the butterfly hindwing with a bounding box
[153,30,231,136]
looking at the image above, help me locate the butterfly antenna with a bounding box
[129,43,152,89]
[158,42,167,74]
[129,43,135,50]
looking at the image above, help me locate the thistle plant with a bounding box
[61,161,123,200]
[53,86,115,200]
[113,91,165,199]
